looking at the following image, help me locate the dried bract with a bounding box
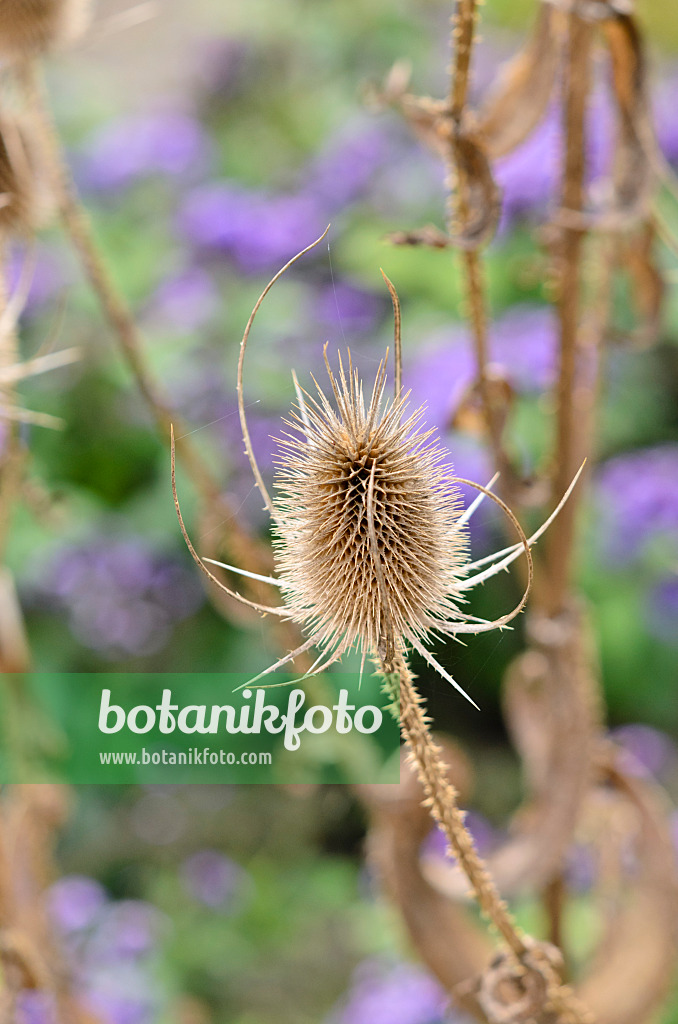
[0,0,90,60]
[0,113,51,236]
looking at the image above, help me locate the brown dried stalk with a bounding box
[13,57,284,618]
[447,0,508,490]
[542,11,593,615]
[0,785,103,1024]
[387,650,594,1024]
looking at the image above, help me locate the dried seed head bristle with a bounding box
[0,114,51,236]
[0,0,90,59]
[272,352,469,657]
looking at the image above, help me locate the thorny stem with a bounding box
[449,0,476,122]
[543,14,593,614]
[447,3,516,501]
[392,650,528,956]
[391,651,594,1023]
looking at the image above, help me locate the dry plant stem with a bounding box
[17,60,219,506]
[17,59,281,607]
[447,2,515,500]
[392,649,528,958]
[0,233,24,564]
[395,654,596,1024]
[462,250,515,491]
[543,14,592,614]
[449,0,476,121]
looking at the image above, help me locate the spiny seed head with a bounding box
[271,353,468,658]
[0,0,90,59]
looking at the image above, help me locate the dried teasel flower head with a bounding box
[0,0,90,60]
[172,231,583,705]
[272,350,469,663]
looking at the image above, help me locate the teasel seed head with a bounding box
[0,0,90,60]
[172,231,577,704]
[272,351,468,661]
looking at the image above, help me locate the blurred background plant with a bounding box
[2,0,678,1021]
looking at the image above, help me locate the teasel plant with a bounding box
[170,238,589,1022]
[354,1,678,1023]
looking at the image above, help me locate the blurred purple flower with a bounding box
[7,243,69,317]
[143,266,218,334]
[49,875,107,933]
[16,992,58,1024]
[27,537,204,659]
[595,446,678,564]
[407,306,557,432]
[181,849,250,910]
[97,902,164,960]
[494,84,621,227]
[495,110,560,225]
[654,71,678,166]
[80,112,211,192]
[565,843,597,893]
[47,875,162,1024]
[314,281,383,336]
[305,123,391,209]
[177,182,325,272]
[647,576,678,646]
[405,327,471,431]
[84,984,156,1024]
[328,959,448,1024]
[611,723,678,779]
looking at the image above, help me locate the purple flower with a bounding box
[80,112,211,192]
[99,902,164,960]
[305,123,391,209]
[16,992,58,1024]
[493,306,558,391]
[495,109,560,224]
[49,875,107,933]
[328,959,449,1024]
[84,985,156,1024]
[181,849,250,910]
[7,243,69,317]
[143,266,218,334]
[405,328,473,432]
[178,182,325,272]
[611,723,678,779]
[494,85,618,227]
[654,71,678,166]
[647,576,678,646]
[595,446,678,564]
[565,843,597,893]
[26,537,204,659]
[314,281,383,336]
[406,306,557,433]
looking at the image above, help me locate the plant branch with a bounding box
[446,2,517,501]
[16,59,281,603]
[543,13,593,613]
